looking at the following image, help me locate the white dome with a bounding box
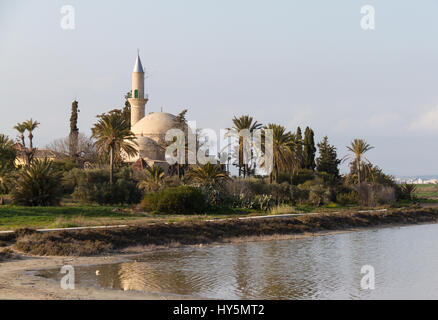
[132,112,177,136]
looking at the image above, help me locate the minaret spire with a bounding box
[129,51,148,127]
[133,51,144,73]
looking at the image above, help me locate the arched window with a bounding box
[134,89,139,98]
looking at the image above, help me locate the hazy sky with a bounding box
[1,0,437,176]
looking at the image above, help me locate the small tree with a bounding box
[316,136,340,179]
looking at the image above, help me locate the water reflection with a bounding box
[38,223,438,299]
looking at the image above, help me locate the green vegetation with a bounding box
[10,159,62,206]
[91,111,138,184]
[0,205,142,230]
[415,184,438,199]
[0,106,424,239]
[141,186,206,214]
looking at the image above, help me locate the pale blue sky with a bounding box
[1,0,437,176]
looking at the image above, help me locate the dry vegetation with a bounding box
[2,207,437,257]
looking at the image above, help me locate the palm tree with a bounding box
[189,162,230,185]
[0,134,17,174]
[138,166,165,192]
[263,123,296,183]
[13,123,26,148]
[400,183,417,201]
[343,139,374,184]
[10,159,62,206]
[23,119,40,150]
[91,112,138,184]
[229,115,262,178]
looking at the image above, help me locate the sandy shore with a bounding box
[0,223,433,300]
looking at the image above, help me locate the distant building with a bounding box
[125,54,181,169]
[14,145,63,166]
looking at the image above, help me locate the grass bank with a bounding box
[0,203,363,231]
[2,207,438,256]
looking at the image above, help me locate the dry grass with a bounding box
[10,207,438,257]
[0,248,20,261]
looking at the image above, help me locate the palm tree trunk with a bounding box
[109,147,114,184]
[29,132,33,150]
[356,158,361,184]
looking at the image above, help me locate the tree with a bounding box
[69,100,80,160]
[0,134,16,170]
[23,119,40,151]
[295,127,303,168]
[264,123,296,183]
[91,112,138,184]
[123,91,132,127]
[229,115,262,178]
[303,126,316,170]
[316,136,340,179]
[10,159,62,206]
[0,134,17,193]
[189,162,230,185]
[343,139,374,184]
[14,119,39,166]
[13,123,26,148]
[46,133,98,164]
[138,166,165,192]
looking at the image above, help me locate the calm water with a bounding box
[38,223,438,299]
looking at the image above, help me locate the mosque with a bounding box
[126,54,181,168]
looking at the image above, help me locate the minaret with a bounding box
[128,53,148,128]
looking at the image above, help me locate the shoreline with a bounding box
[1,218,437,300]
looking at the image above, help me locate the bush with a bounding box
[297,177,330,206]
[70,167,142,205]
[141,186,206,214]
[253,194,274,211]
[336,191,358,206]
[292,169,315,185]
[10,159,62,206]
[354,183,396,207]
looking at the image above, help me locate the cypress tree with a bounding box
[303,127,316,170]
[69,100,79,159]
[316,136,340,178]
[296,127,303,169]
[123,91,131,127]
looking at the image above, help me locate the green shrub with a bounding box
[297,177,331,206]
[10,159,62,206]
[336,191,358,205]
[253,194,274,211]
[70,167,142,205]
[141,186,206,214]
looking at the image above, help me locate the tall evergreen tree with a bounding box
[295,127,303,168]
[316,136,340,178]
[123,92,131,127]
[69,100,79,159]
[303,126,316,170]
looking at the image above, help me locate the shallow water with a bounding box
[38,223,438,299]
